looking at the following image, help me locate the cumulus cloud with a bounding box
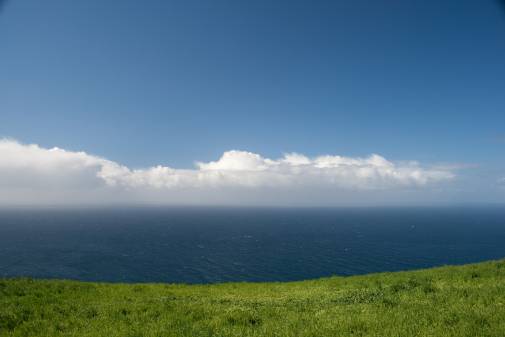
[0,139,455,205]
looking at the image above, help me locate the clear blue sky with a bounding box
[1,0,504,184]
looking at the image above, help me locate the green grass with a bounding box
[2,260,505,337]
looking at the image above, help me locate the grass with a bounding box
[1,259,505,337]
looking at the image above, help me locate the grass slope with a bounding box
[1,260,505,337]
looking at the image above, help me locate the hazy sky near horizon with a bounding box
[0,0,504,205]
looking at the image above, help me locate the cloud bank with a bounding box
[0,139,455,206]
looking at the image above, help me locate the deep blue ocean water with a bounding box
[0,207,504,283]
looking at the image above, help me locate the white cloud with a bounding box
[0,139,455,205]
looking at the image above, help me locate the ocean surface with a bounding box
[0,207,504,283]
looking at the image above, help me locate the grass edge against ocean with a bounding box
[2,259,505,336]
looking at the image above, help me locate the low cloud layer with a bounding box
[0,139,455,206]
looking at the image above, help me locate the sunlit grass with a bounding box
[1,259,505,336]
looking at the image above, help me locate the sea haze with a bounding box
[0,207,504,284]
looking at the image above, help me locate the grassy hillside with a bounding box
[1,260,505,337]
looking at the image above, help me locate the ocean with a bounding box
[0,206,504,283]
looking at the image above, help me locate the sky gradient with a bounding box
[1,0,504,205]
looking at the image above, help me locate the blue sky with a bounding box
[0,0,504,205]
